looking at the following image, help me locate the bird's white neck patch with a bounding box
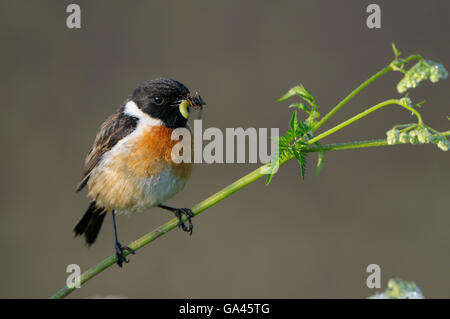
[124,100,163,127]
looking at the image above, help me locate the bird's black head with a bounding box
[130,78,205,129]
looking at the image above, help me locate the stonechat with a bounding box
[74,78,205,266]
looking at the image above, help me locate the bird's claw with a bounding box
[175,208,194,235]
[114,242,135,267]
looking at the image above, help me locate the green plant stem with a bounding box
[50,131,447,299]
[307,99,423,145]
[306,139,388,152]
[313,55,422,132]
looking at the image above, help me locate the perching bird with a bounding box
[74,78,205,266]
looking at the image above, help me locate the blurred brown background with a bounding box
[0,0,449,298]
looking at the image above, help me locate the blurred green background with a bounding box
[0,0,449,298]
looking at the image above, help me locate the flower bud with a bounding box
[386,129,399,145]
[399,132,410,144]
[397,60,448,93]
[399,97,413,107]
[436,139,449,151]
[416,127,432,144]
[408,130,419,144]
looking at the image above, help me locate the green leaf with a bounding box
[265,169,274,185]
[278,87,298,102]
[279,129,295,147]
[265,161,275,184]
[289,103,311,113]
[295,121,309,137]
[292,146,307,180]
[294,85,315,104]
[306,110,320,127]
[278,84,317,108]
[289,111,298,130]
[315,150,325,176]
[265,141,282,185]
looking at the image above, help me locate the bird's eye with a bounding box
[153,96,164,105]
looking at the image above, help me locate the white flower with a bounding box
[408,130,419,144]
[436,139,449,151]
[386,129,399,145]
[416,127,432,143]
[397,60,448,93]
[399,132,410,144]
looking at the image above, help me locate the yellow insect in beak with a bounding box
[179,100,191,119]
[179,93,205,119]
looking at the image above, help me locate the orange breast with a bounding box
[87,125,193,212]
[127,125,193,180]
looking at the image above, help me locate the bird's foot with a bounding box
[114,241,135,267]
[174,208,194,235]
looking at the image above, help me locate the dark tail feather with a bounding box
[74,201,107,246]
[76,174,90,192]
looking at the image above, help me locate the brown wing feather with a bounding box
[76,106,138,192]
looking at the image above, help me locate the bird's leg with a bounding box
[158,204,194,235]
[112,210,135,267]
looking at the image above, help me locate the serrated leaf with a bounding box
[289,111,298,130]
[278,87,298,102]
[310,110,320,119]
[278,85,317,107]
[265,161,275,184]
[265,171,274,185]
[292,146,307,180]
[289,103,311,113]
[294,122,309,137]
[280,129,295,146]
[265,142,281,185]
[293,85,314,103]
[315,150,325,176]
